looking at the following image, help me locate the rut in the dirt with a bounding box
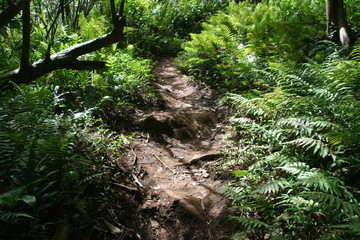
[123,58,233,240]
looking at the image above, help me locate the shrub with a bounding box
[177,1,324,90]
[219,51,360,239]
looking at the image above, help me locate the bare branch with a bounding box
[2,18,125,85]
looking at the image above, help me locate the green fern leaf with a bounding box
[287,137,331,158]
[229,216,269,231]
[278,162,310,175]
[330,219,360,236]
[301,192,359,217]
[230,117,255,125]
[350,39,360,61]
[255,179,289,195]
[298,171,348,197]
[277,195,317,210]
[0,211,35,223]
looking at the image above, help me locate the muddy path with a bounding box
[120,58,233,239]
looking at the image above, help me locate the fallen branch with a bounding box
[113,182,139,192]
[153,154,175,174]
[131,174,143,188]
[131,148,138,165]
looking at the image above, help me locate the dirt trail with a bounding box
[121,58,232,239]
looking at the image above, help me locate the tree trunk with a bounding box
[326,0,352,46]
[1,0,126,87]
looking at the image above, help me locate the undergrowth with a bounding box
[0,0,232,238]
[0,76,144,238]
[177,1,360,239]
[124,0,230,57]
[0,44,155,237]
[219,52,360,238]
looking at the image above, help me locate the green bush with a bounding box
[177,1,324,90]
[176,0,360,238]
[0,86,79,238]
[219,49,360,239]
[124,0,230,57]
[0,82,135,239]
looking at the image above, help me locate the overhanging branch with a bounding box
[1,15,125,86]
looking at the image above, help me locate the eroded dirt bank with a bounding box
[119,58,233,239]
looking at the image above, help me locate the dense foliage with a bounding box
[1,0,359,238]
[177,1,360,239]
[123,0,229,57]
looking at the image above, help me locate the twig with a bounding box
[132,174,143,187]
[113,182,138,192]
[131,148,138,165]
[153,154,175,174]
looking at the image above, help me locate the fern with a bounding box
[219,185,246,203]
[277,118,339,135]
[302,192,359,217]
[255,179,290,195]
[278,162,310,176]
[297,170,348,196]
[0,211,35,223]
[287,137,332,158]
[331,219,360,236]
[350,40,360,61]
[229,116,255,125]
[277,195,318,210]
[230,216,269,232]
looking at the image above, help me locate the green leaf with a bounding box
[104,220,123,234]
[232,170,249,178]
[19,195,36,207]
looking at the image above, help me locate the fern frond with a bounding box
[278,162,310,175]
[277,117,307,128]
[298,170,347,197]
[80,172,107,184]
[229,216,269,231]
[325,131,360,149]
[309,120,340,131]
[350,39,360,61]
[310,88,341,102]
[277,118,312,136]
[277,195,318,210]
[0,211,35,223]
[212,25,237,48]
[230,117,255,125]
[249,158,272,170]
[224,93,249,106]
[286,137,332,158]
[218,185,245,202]
[277,118,340,137]
[330,219,360,236]
[265,153,296,164]
[301,192,359,217]
[255,179,289,195]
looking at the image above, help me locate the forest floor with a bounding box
[116,58,235,239]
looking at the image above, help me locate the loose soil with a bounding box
[116,58,234,239]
